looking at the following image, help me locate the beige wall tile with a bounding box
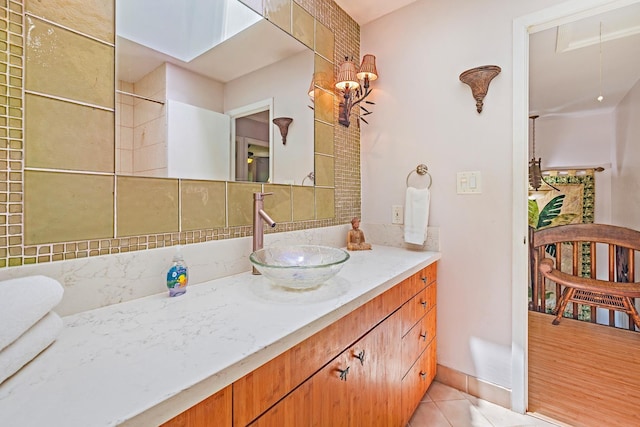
[133,64,166,100]
[264,184,292,223]
[314,87,334,124]
[133,116,165,149]
[116,95,134,129]
[25,0,114,43]
[25,94,114,173]
[265,0,291,33]
[292,2,314,49]
[314,154,334,187]
[133,141,167,176]
[24,171,113,245]
[116,176,179,237]
[293,186,314,221]
[314,120,334,155]
[315,187,334,219]
[25,16,114,108]
[228,182,262,227]
[181,180,226,231]
[116,148,132,175]
[315,21,334,61]
[314,54,334,92]
[133,97,165,127]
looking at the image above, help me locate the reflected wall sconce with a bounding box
[273,117,293,145]
[335,54,378,127]
[459,65,501,113]
[308,72,329,111]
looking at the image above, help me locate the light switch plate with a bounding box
[457,171,482,194]
[392,205,403,224]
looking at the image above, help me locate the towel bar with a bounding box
[406,164,432,189]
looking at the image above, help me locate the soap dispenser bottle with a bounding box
[167,248,188,297]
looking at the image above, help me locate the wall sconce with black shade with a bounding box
[273,117,293,145]
[335,54,378,127]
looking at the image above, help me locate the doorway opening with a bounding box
[227,98,273,183]
[512,0,640,415]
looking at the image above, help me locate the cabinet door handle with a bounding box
[354,350,365,365]
[338,366,350,381]
[419,372,427,380]
[420,332,427,342]
[420,300,427,308]
[421,276,427,283]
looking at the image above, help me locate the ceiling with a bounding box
[529,2,640,117]
[333,0,417,25]
[117,19,306,83]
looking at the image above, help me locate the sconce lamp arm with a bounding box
[338,76,374,127]
[350,76,373,109]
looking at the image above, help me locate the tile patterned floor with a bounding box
[408,382,561,427]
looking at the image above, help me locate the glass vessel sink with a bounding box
[249,245,350,289]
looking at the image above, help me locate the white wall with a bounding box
[165,63,225,112]
[612,78,640,229]
[166,100,231,181]
[535,113,613,169]
[225,49,314,185]
[360,0,566,390]
[535,112,614,224]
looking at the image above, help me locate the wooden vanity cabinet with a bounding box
[163,262,437,427]
[400,264,437,425]
[160,385,232,427]
[232,280,406,427]
[251,310,403,426]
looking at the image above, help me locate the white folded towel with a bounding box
[404,186,431,245]
[0,276,64,351]
[0,311,63,384]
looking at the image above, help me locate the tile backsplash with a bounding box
[0,0,361,268]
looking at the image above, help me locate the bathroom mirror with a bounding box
[115,0,315,185]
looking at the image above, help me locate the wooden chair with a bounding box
[532,223,640,330]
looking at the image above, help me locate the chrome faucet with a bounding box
[252,192,276,274]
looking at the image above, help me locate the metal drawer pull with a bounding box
[338,366,350,381]
[419,372,427,380]
[420,332,427,342]
[420,300,427,308]
[421,276,427,283]
[354,350,365,365]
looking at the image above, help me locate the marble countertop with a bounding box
[0,246,440,427]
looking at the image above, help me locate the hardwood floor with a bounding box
[528,311,640,427]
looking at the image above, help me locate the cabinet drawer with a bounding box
[423,262,437,286]
[401,307,436,375]
[402,271,426,302]
[233,281,404,426]
[250,311,403,427]
[401,263,437,311]
[401,284,435,336]
[401,341,437,426]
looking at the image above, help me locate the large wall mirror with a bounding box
[115,0,315,185]
[20,0,344,255]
